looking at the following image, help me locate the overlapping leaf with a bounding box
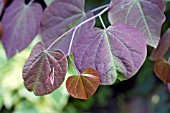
[154,57,170,83]
[74,22,147,85]
[41,0,95,54]
[2,0,43,58]
[108,0,165,48]
[66,68,100,99]
[23,42,68,96]
[0,0,4,15]
[150,28,170,61]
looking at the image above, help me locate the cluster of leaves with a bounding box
[0,39,69,113]
[150,28,170,89]
[0,0,168,99]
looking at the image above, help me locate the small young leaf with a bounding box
[2,0,43,58]
[23,42,68,96]
[66,68,100,100]
[150,28,170,61]
[108,0,165,48]
[154,58,170,83]
[74,22,147,85]
[41,0,95,54]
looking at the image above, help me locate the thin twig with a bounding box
[68,28,77,55]
[68,55,80,75]
[27,0,34,6]
[46,28,73,51]
[99,15,106,30]
[46,7,109,51]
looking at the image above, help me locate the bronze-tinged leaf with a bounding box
[23,41,68,96]
[154,58,170,83]
[0,22,3,39]
[150,28,170,61]
[66,68,100,100]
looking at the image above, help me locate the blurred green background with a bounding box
[0,0,170,113]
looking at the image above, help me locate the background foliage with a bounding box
[0,0,170,113]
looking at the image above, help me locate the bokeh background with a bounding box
[0,0,170,113]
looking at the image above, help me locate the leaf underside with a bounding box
[108,0,165,48]
[74,22,147,85]
[23,42,68,96]
[66,68,100,99]
[2,0,43,58]
[154,58,170,84]
[41,0,95,55]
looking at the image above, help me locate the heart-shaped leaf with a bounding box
[108,0,165,48]
[74,22,147,85]
[22,42,68,96]
[41,0,95,54]
[154,57,170,83]
[2,0,43,58]
[66,68,100,100]
[150,28,170,61]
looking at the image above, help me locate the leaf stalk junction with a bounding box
[46,4,110,75]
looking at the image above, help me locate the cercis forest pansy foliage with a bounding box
[0,0,169,99]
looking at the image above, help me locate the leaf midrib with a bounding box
[135,0,153,44]
[33,53,46,93]
[8,6,28,54]
[103,30,118,82]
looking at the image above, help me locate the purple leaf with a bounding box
[108,0,165,48]
[0,0,4,15]
[150,28,170,61]
[149,0,165,12]
[2,0,43,58]
[22,42,68,96]
[41,0,95,55]
[74,22,147,85]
